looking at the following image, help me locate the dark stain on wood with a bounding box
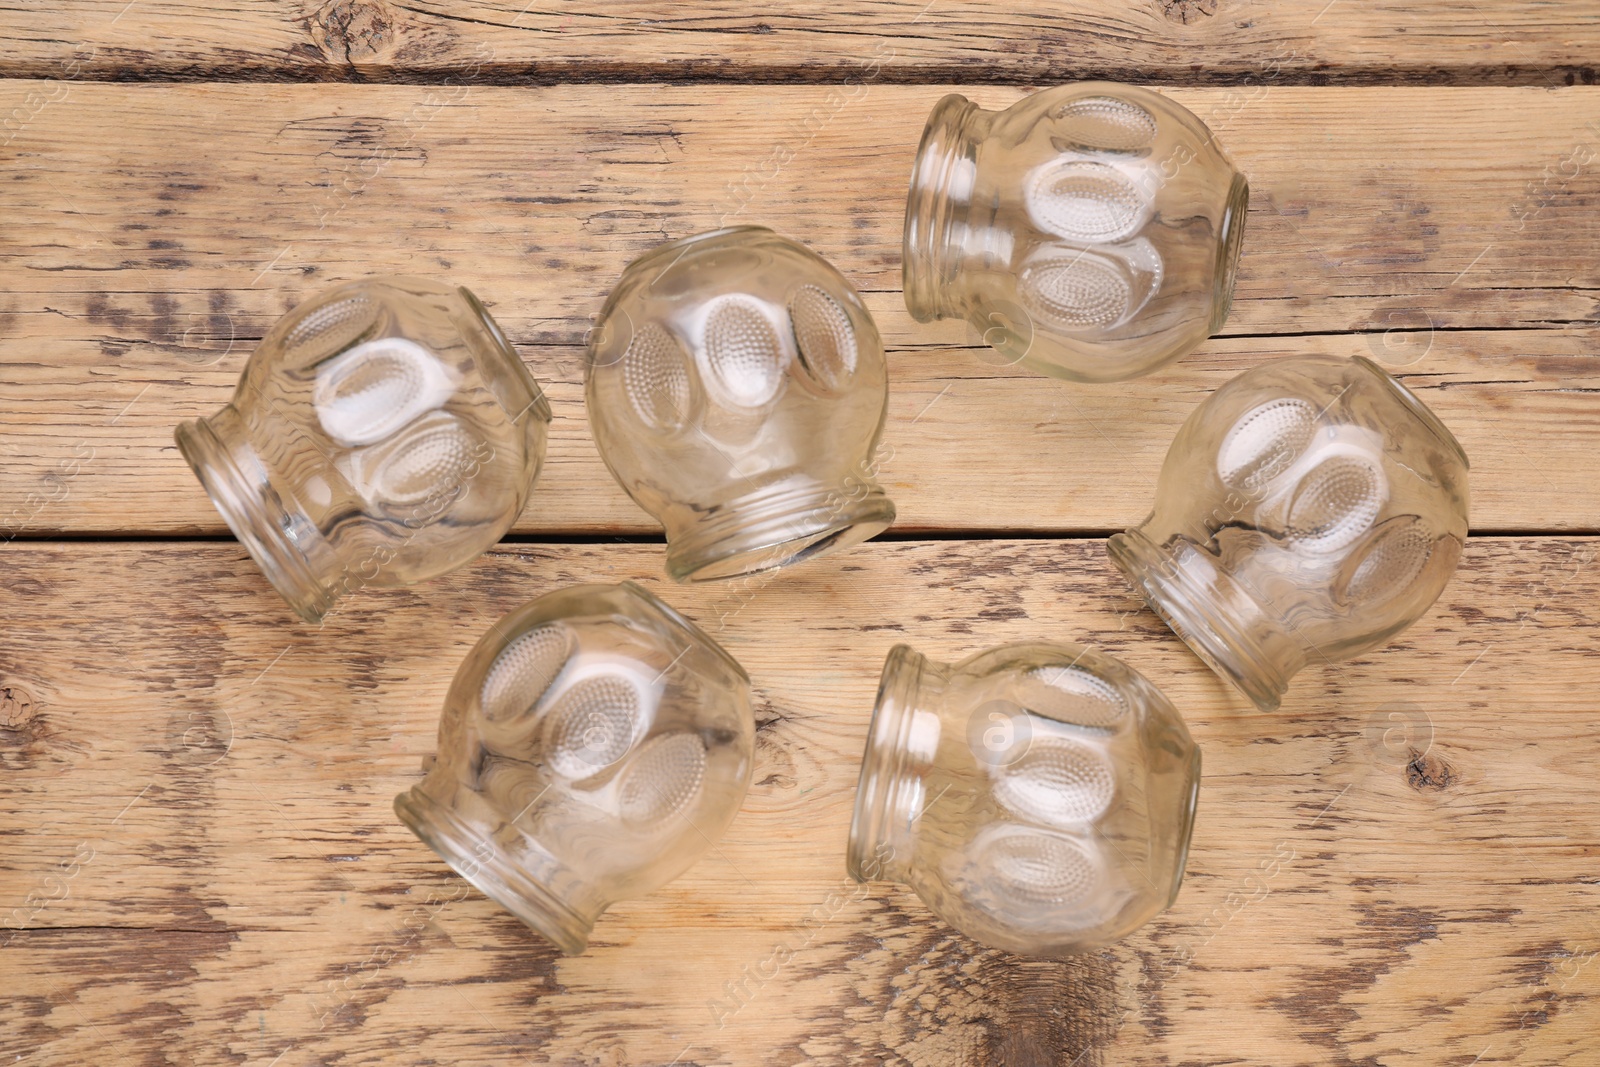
[841,895,1118,1065]
[83,291,133,333]
[1273,898,1445,1056]
[148,291,178,345]
[1501,938,1591,1040]
[1353,902,1442,945]
[11,927,239,1064]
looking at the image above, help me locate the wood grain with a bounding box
[1,0,1597,85]
[2,537,1598,1065]
[6,9,1600,1063]
[2,83,1598,535]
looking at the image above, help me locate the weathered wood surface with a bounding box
[2,538,1597,1066]
[6,5,1600,1063]
[2,0,1598,84]
[3,83,1598,535]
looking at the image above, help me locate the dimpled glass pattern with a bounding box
[848,641,1200,957]
[1108,356,1471,712]
[394,582,755,955]
[902,83,1248,383]
[586,226,895,583]
[175,277,550,622]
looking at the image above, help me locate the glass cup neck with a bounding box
[174,404,338,623]
[662,474,895,583]
[902,93,987,324]
[1107,528,1305,712]
[847,644,947,885]
[393,784,603,956]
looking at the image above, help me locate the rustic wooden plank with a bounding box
[4,330,1599,538]
[2,83,1598,535]
[2,537,1598,1065]
[1,0,1597,84]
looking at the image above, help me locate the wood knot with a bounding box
[0,683,38,730]
[1405,748,1456,791]
[307,0,398,63]
[1161,0,1219,23]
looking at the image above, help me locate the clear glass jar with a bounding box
[903,83,1248,383]
[175,277,550,623]
[395,582,754,954]
[848,641,1200,957]
[585,226,895,582]
[1109,356,1471,711]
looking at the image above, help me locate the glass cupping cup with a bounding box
[175,277,550,622]
[903,83,1248,383]
[849,640,1200,957]
[1109,356,1470,711]
[395,582,756,954]
[585,227,895,583]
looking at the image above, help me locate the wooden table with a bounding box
[4,4,1600,1064]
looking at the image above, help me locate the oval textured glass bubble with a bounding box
[356,411,480,509]
[1015,665,1128,730]
[982,831,1100,909]
[314,337,458,447]
[282,293,380,365]
[174,277,550,623]
[790,284,858,393]
[481,622,574,723]
[1217,398,1317,492]
[995,739,1117,825]
[395,583,755,955]
[1334,515,1436,608]
[1019,251,1136,331]
[1285,455,1386,552]
[904,83,1248,382]
[1051,95,1159,152]
[623,322,693,433]
[544,673,646,779]
[702,296,787,409]
[848,641,1199,957]
[1026,161,1151,244]
[618,732,708,826]
[1109,356,1470,712]
[585,227,895,583]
